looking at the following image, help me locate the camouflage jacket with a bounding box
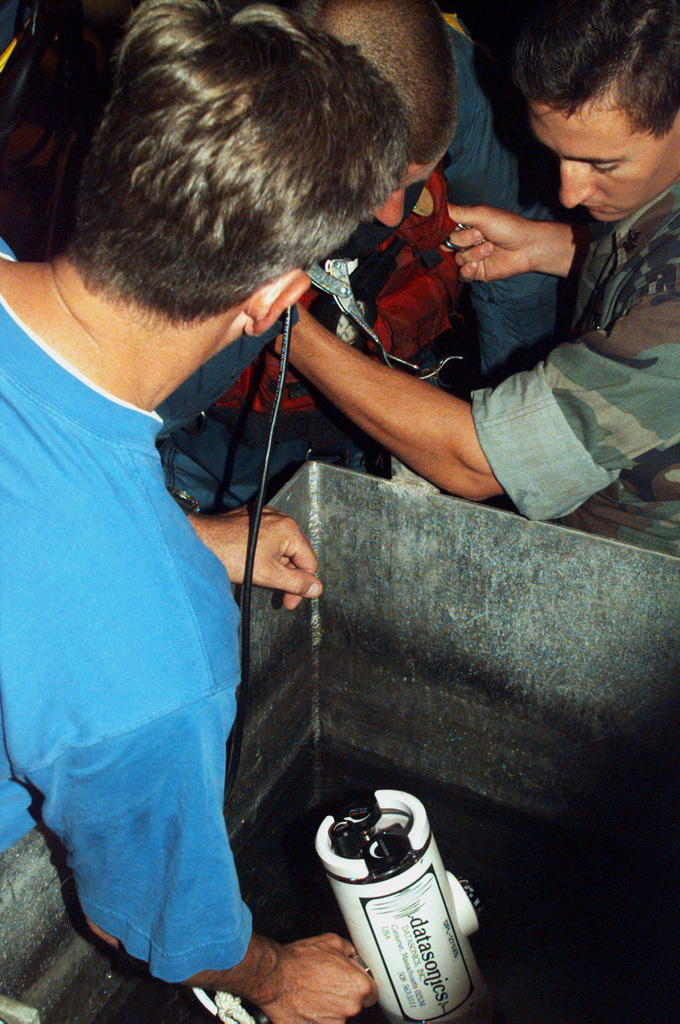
[473,181,680,557]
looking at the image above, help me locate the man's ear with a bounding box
[242,269,310,336]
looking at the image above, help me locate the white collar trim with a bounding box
[0,252,162,422]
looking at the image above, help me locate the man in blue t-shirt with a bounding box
[0,1,411,1019]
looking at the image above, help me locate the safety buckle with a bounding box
[307,258,462,384]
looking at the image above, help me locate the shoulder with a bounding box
[585,291,680,367]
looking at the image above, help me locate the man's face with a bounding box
[529,100,680,221]
[372,157,442,227]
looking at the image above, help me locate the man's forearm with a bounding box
[88,919,281,1000]
[290,309,502,500]
[188,934,281,1001]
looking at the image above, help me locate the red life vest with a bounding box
[214,162,461,417]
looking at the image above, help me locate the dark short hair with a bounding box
[296,0,457,164]
[68,0,409,321]
[513,0,680,136]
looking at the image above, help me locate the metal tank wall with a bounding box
[306,464,680,854]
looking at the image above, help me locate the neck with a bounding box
[7,258,247,410]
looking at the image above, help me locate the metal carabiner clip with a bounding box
[307,259,462,384]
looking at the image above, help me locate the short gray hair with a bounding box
[297,0,457,164]
[69,0,410,321]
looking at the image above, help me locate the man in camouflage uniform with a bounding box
[284,0,680,558]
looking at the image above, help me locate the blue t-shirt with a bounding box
[0,246,251,980]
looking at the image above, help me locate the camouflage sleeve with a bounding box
[471,293,680,520]
[471,365,618,519]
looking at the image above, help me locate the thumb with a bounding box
[295,571,322,598]
[272,565,323,611]
[447,202,475,225]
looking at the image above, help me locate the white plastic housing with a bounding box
[315,790,492,1024]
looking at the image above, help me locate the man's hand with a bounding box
[87,919,376,1024]
[256,934,377,1024]
[189,506,322,610]
[444,203,582,281]
[190,933,378,1024]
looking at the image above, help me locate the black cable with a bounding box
[223,306,294,802]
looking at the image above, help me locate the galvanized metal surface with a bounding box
[0,830,115,1023]
[308,465,680,848]
[228,466,317,833]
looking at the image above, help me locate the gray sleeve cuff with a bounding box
[471,366,619,520]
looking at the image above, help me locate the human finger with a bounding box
[455,240,494,264]
[268,548,321,607]
[316,936,378,1006]
[350,968,378,1008]
[457,259,481,282]
[278,533,320,576]
[446,202,490,232]
[317,933,355,956]
[258,509,320,575]
[269,934,376,1022]
[440,223,485,253]
[348,954,379,1006]
[272,567,322,611]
